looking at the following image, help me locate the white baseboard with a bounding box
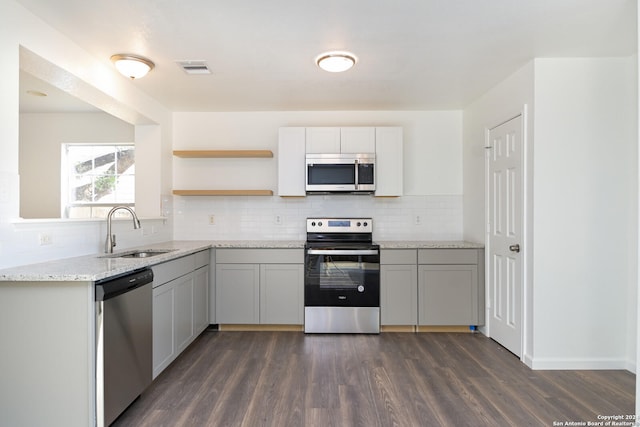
[528,356,631,371]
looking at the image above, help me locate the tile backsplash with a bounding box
[173,194,463,241]
[1,217,172,269]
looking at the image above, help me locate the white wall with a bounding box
[532,57,637,369]
[463,57,638,370]
[0,0,173,269]
[19,112,134,218]
[636,5,640,414]
[172,111,465,241]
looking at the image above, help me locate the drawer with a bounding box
[418,249,479,265]
[194,249,210,269]
[215,248,304,264]
[380,249,417,265]
[151,254,195,287]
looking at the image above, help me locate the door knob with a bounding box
[509,244,520,253]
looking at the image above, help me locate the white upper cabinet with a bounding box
[340,127,376,153]
[277,127,306,196]
[305,127,375,153]
[375,127,403,197]
[305,127,341,153]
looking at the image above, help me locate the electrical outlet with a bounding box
[142,225,157,236]
[209,215,215,225]
[38,233,52,245]
[275,215,282,225]
[414,215,421,225]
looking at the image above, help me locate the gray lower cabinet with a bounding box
[152,250,210,379]
[418,264,478,325]
[380,249,417,325]
[418,249,484,326]
[216,263,260,323]
[193,264,210,334]
[152,277,177,377]
[215,249,304,325]
[260,264,304,324]
[381,247,485,327]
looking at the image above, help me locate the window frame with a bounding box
[61,142,135,219]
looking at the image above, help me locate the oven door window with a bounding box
[305,253,380,307]
[317,259,370,289]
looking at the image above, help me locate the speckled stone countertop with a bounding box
[0,241,215,282]
[0,239,482,282]
[376,241,484,249]
[212,240,305,249]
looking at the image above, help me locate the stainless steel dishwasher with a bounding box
[95,268,153,427]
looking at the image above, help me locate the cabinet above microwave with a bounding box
[278,127,403,197]
[305,127,375,154]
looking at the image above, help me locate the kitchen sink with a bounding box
[100,249,177,259]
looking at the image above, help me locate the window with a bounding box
[62,143,135,218]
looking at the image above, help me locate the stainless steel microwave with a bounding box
[305,153,375,193]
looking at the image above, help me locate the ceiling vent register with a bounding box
[176,60,211,75]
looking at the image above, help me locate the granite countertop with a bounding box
[376,241,484,249]
[212,240,305,249]
[0,241,216,282]
[0,239,481,282]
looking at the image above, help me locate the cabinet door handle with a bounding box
[509,244,520,253]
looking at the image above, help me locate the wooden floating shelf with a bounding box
[173,150,273,158]
[172,190,274,196]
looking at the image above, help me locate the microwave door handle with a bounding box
[354,159,358,190]
[307,249,379,255]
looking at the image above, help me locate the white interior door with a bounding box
[488,115,523,357]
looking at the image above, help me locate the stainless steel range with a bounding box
[304,217,380,334]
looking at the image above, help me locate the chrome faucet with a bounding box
[105,206,141,253]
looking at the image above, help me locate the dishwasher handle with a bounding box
[95,268,154,301]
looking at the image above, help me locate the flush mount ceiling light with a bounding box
[110,54,155,79]
[316,51,357,73]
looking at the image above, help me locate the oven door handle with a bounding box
[307,249,379,256]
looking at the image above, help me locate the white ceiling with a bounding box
[16,0,637,112]
[19,70,101,113]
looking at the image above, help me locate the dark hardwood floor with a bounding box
[113,330,635,427]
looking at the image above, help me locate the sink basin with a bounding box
[101,249,177,259]
[120,250,172,258]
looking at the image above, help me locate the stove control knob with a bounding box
[311,221,316,226]
[363,221,368,227]
[357,285,365,293]
[356,222,361,227]
[318,221,323,227]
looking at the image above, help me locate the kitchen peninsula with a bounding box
[0,239,482,427]
[0,240,216,427]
